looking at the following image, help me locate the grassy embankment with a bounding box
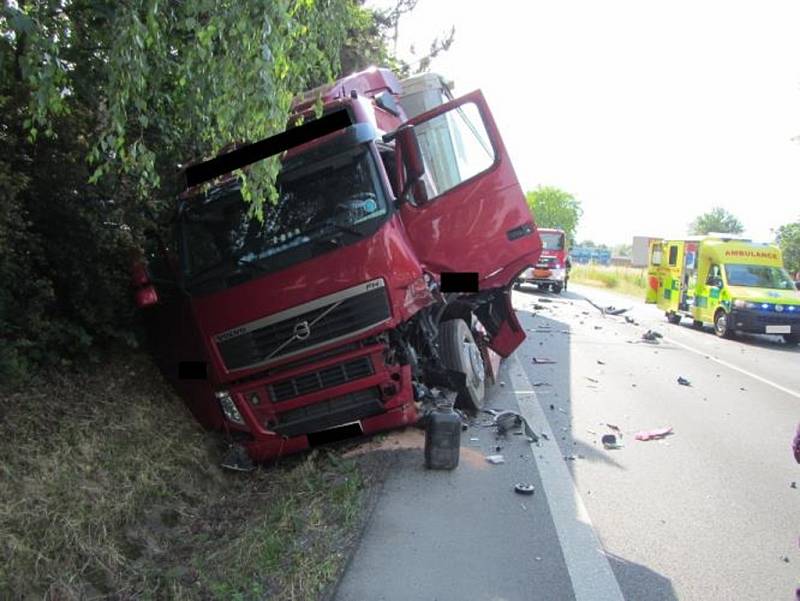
[570,264,648,298]
[0,352,378,600]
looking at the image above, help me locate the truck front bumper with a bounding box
[517,267,566,286]
[224,342,417,462]
[729,309,800,335]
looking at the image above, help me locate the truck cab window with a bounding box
[414,101,495,199]
[379,149,398,198]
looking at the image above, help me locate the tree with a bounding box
[688,207,744,235]
[613,243,632,257]
[776,220,800,275]
[525,186,582,244]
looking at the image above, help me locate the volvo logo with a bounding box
[293,320,311,340]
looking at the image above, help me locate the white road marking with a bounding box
[663,335,800,400]
[509,354,625,601]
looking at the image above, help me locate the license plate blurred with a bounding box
[766,325,790,334]
[533,269,551,278]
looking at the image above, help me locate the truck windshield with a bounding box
[180,148,387,283]
[724,264,795,290]
[540,232,564,250]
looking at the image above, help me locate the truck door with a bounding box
[397,90,541,288]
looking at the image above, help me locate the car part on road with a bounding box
[642,329,664,342]
[532,356,557,364]
[634,426,674,441]
[667,311,682,324]
[220,444,257,472]
[485,454,505,464]
[601,434,623,450]
[677,376,691,386]
[514,483,535,495]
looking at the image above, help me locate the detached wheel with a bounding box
[785,333,800,346]
[714,309,733,338]
[667,312,682,325]
[439,319,486,412]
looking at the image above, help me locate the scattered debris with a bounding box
[780,555,790,563]
[532,381,551,387]
[602,434,623,449]
[532,357,557,364]
[582,311,590,315]
[606,423,621,433]
[533,303,546,310]
[514,483,536,495]
[593,325,603,330]
[604,306,631,316]
[500,381,506,387]
[494,411,523,435]
[549,404,555,411]
[677,376,691,386]
[624,316,638,325]
[597,360,606,365]
[635,427,674,441]
[791,481,797,489]
[557,407,567,414]
[540,432,549,441]
[564,455,577,461]
[485,454,505,464]
[642,330,663,342]
[585,377,599,383]
[586,428,598,435]
[538,298,554,303]
[739,387,746,391]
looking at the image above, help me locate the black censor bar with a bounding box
[440,272,479,293]
[184,110,352,189]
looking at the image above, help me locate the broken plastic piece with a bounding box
[485,454,505,464]
[677,376,691,386]
[635,427,673,441]
[602,434,623,449]
[532,357,556,364]
[514,483,535,495]
[221,445,257,472]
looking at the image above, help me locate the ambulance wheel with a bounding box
[552,283,563,294]
[667,312,682,325]
[784,333,800,346]
[438,318,486,412]
[692,320,704,330]
[714,309,733,338]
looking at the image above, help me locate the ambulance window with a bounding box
[651,246,662,266]
[668,246,678,266]
[706,265,722,285]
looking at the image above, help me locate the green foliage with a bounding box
[525,186,583,244]
[688,207,744,235]
[776,220,800,275]
[613,243,632,257]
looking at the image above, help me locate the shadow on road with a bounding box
[514,286,679,601]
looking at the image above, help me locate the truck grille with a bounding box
[269,356,374,403]
[215,280,390,371]
[273,388,383,437]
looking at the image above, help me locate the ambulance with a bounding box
[646,235,800,344]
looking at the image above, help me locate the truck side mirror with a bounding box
[394,125,430,205]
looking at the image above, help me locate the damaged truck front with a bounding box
[132,68,542,464]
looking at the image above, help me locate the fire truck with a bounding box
[514,227,569,293]
[131,68,543,465]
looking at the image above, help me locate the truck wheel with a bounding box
[439,319,486,412]
[784,333,800,345]
[667,312,682,325]
[714,309,733,338]
[552,283,563,294]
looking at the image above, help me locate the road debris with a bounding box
[540,432,549,440]
[514,483,536,495]
[602,434,623,449]
[604,305,631,316]
[677,376,691,386]
[532,381,551,387]
[641,330,663,342]
[635,427,674,441]
[606,423,622,433]
[549,404,555,410]
[585,377,599,383]
[593,325,603,330]
[624,316,638,325]
[485,454,505,464]
[532,357,557,364]
[597,360,606,365]
[790,481,797,489]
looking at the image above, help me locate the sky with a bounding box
[368,0,800,247]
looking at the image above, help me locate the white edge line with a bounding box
[663,335,800,400]
[509,354,625,601]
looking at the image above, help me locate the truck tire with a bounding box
[552,283,563,294]
[667,312,682,325]
[439,319,486,412]
[784,333,800,345]
[714,309,733,338]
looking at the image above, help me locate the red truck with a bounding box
[132,68,542,466]
[514,227,569,293]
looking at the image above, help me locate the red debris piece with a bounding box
[634,427,673,441]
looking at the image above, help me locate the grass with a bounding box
[570,264,648,298]
[0,351,371,600]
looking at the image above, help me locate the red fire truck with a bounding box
[514,227,569,293]
[131,68,542,465]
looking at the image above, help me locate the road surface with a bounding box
[334,283,800,601]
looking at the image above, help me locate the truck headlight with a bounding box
[215,391,245,425]
[551,268,566,280]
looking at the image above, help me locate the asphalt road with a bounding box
[334,283,800,601]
